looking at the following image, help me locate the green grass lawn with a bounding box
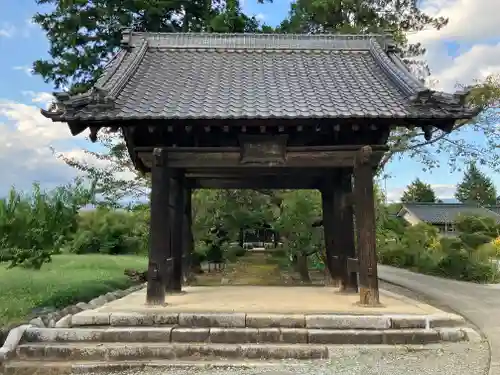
[0,254,147,327]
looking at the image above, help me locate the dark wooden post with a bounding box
[183,187,194,282]
[169,172,185,293]
[146,148,170,305]
[321,179,340,286]
[336,169,358,293]
[353,146,380,306]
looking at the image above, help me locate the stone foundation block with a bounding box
[24,328,102,342]
[245,314,305,328]
[437,327,466,342]
[280,328,308,343]
[209,328,258,344]
[308,329,383,344]
[427,314,465,328]
[178,313,246,328]
[257,328,281,343]
[71,312,110,326]
[154,313,179,325]
[171,328,209,343]
[383,329,440,345]
[390,315,427,329]
[103,327,172,342]
[109,313,154,326]
[305,315,391,330]
[238,344,328,360]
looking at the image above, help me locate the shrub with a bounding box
[0,180,95,269]
[435,238,498,282]
[65,208,148,255]
[377,218,500,283]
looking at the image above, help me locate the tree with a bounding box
[33,0,270,94]
[455,162,497,206]
[279,1,500,174]
[401,178,437,203]
[34,0,271,205]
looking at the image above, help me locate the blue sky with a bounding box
[0,0,499,202]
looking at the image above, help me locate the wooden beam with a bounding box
[136,145,387,169]
[146,148,170,305]
[188,177,319,189]
[353,146,380,306]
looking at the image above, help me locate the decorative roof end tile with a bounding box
[120,28,133,49]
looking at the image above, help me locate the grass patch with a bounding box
[0,254,147,327]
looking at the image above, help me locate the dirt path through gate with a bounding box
[193,250,328,287]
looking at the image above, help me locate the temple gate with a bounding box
[42,32,477,306]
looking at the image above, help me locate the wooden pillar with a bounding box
[146,148,170,305]
[169,172,185,293]
[321,181,340,285]
[336,169,358,293]
[183,187,194,282]
[353,146,380,306]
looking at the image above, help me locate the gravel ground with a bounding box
[81,342,489,375]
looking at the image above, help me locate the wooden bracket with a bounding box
[356,145,373,165]
[152,148,166,167]
[89,126,99,142]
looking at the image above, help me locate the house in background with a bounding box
[396,203,500,236]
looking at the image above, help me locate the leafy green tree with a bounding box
[0,179,96,269]
[455,162,497,206]
[401,178,437,203]
[34,0,272,205]
[33,0,270,93]
[274,190,322,283]
[278,1,500,173]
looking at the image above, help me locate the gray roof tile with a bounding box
[42,32,479,124]
[400,203,500,224]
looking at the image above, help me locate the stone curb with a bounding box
[2,360,307,375]
[16,342,330,361]
[0,325,31,364]
[70,311,465,330]
[1,283,145,347]
[0,283,146,366]
[23,326,468,345]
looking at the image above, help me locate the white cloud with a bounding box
[412,0,499,44]
[407,0,500,92]
[0,94,118,195]
[386,184,457,203]
[0,23,15,38]
[13,65,33,77]
[255,13,266,22]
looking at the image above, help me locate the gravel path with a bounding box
[81,342,489,375]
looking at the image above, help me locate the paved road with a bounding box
[378,264,500,375]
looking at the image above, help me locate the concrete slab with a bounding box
[93,286,445,315]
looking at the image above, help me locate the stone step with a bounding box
[3,358,308,375]
[70,311,466,330]
[23,326,465,345]
[16,342,330,361]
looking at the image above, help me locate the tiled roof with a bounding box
[41,32,478,124]
[399,203,500,224]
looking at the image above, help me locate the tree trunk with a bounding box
[238,229,244,248]
[297,253,311,283]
